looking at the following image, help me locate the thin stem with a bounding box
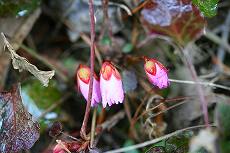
[80,0,96,139]
[205,29,230,54]
[90,108,97,148]
[169,78,230,91]
[104,124,216,153]
[180,45,209,127]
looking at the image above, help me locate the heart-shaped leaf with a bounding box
[141,0,206,45]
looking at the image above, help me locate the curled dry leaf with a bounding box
[0,84,40,153]
[1,33,55,87]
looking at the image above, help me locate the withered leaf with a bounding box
[1,33,55,87]
[0,85,40,153]
[141,0,205,45]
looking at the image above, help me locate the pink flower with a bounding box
[144,57,169,89]
[100,61,124,108]
[76,64,101,107]
[53,140,81,153]
[53,141,66,153]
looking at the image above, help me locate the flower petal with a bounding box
[100,72,124,108]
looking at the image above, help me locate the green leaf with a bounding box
[220,139,230,153]
[123,140,140,153]
[22,80,61,110]
[145,131,194,153]
[215,101,230,139]
[100,36,112,46]
[0,0,41,17]
[192,0,219,17]
[122,43,133,53]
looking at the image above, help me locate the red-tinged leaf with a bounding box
[141,0,206,45]
[0,85,40,153]
[49,121,63,137]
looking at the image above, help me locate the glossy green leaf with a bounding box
[192,0,219,17]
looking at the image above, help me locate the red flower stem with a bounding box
[179,45,209,127]
[80,0,96,139]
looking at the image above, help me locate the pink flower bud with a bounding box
[144,57,170,89]
[76,64,101,107]
[100,61,124,108]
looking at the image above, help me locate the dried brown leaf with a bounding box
[1,33,55,87]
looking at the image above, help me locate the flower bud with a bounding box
[144,57,169,89]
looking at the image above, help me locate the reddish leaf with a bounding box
[49,121,63,137]
[0,85,40,153]
[141,0,206,45]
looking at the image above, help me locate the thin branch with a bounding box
[205,29,230,54]
[20,44,68,82]
[80,0,96,140]
[38,93,71,120]
[169,78,230,91]
[105,124,216,153]
[109,2,132,16]
[99,111,125,131]
[80,33,102,65]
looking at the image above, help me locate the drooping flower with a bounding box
[100,61,124,108]
[143,56,169,89]
[76,64,101,107]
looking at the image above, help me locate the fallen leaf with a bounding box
[141,0,205,45]
[1,33,55,87]
[0,85,40,153]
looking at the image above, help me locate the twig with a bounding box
[80,0,96,140]
[109,2,132,16]
[205,29,230,54]
[99,111,125,131]
[38,93,71,120]
[20,44,68,82]
[148,101,188,119]
[216,10,230,71]
[105,124,216,153]
[169,78,230,91]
